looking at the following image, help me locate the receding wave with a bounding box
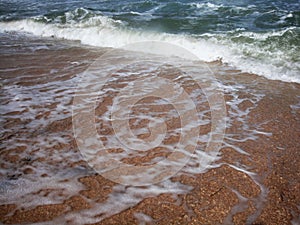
[0,7,299,83]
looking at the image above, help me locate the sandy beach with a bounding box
[0,32,299,224]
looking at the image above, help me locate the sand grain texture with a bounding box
[0,34,299,225]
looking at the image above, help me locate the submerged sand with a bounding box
[0,34,299,225]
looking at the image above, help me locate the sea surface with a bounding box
[0,0,299,82]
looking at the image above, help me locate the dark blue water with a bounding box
[1,0,299,33]
[0,0,299,82]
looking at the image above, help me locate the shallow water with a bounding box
[1,33,299,224]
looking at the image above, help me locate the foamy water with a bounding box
[0,12,299,83]
[0,33,280,223]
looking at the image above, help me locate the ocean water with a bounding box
[0,0,299,83]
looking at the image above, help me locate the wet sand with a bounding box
[0,34,299,224]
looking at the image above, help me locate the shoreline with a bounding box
[0,33,299,224]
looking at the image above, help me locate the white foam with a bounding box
[290,97,300,113]
[0,17,299,83]
[192,2,222,10]
[134,212,154,224]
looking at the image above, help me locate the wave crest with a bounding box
[0,10,299,83]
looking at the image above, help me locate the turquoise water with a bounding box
[0,0,299,82]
